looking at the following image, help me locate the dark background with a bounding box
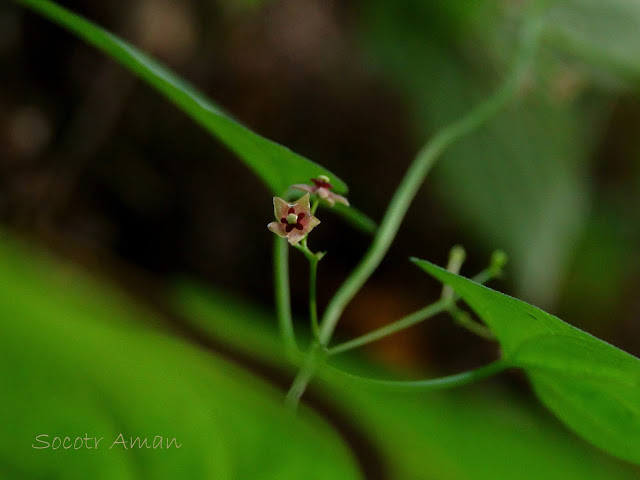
[1,0,639,377]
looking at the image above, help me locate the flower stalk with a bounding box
[293,239,325,339]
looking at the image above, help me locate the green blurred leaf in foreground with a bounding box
[413,258,640,465]
[173,281,640,480]
[13,0,376,234]
[0,233,361,480]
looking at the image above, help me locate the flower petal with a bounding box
[293,193,312,214]
[329,192,350,206]
[290,184,315,193]
[305,215,321,233]
[273,197,290,219]
[286,230,307,245]
[317,188,330,199]
[267,221,287,238]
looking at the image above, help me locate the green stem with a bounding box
[293,239,323,340]
[309,258,320,339]
[470,269,493,285]
[274,237,297,359]
[284,342,325,410]
[287,22,541,407]
[317,25,539,348]
[327,266,498,356]
[441,245,466,304]
[328,299,448,356]
[448,306,495,340]
[334,359,509,391]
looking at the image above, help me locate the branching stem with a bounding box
[317,28,539,348]
[327,265,499,356]
[286,20,542,406]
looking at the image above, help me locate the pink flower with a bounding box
[291,175,349,207]
[268,193,320,245]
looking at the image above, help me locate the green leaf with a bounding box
[15,0,377,233]
[360,0,599,305]
[172,280,640,479]
[13,0,346,198]
[325,203,377,235]
[0,233,362,479]
[432,94,592,307]
[412,257,640,465]
[544,0,640,82]
[336,386,639,480]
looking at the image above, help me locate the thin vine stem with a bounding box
[317,24,540,349]
[274,237,297,359]
[287,21,541,406]
[327,266,498,356]
[328,299,448,356]
[470,269,494,285]
[285,341,324,411]
[441,245,466,303]
[332,359,510,391]
[294,239,324,341]
[439,246,494,340]
[309,258,320,339]
[448,306,494,340]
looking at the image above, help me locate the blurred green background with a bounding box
[1,0,639,478]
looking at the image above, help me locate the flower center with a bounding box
[286,213,298,224]
[311,177,333,189]
[280,207,306,233]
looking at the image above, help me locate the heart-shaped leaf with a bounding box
[412,257,640,465]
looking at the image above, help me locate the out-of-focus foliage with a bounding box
[433,91,591,308]
[0,232,361,480]
[544,0,640,82]
[358,0,640,307]
[560,205,638,327]
[414,258,640,464]
[3,228,637,479]
[3,0,640,478]
[174,279,640,479]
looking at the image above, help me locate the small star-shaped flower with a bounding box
[291,175,349,207]
[267,193,320,245]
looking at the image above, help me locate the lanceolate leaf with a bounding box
[412,257,640,465]
[14,0,349,196]
[16,0,378,233]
